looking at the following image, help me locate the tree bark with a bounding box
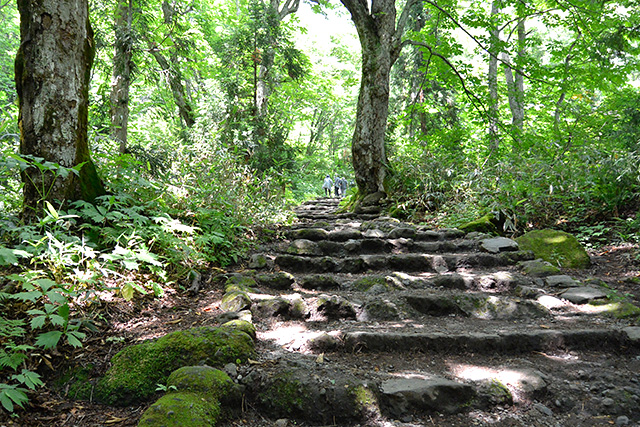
[15,0,105,217]
[340,0,416,196]
[149,47,195,128]
[111,0,134,154]
[503,15,525,137]
[487,0,501,150]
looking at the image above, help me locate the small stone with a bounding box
[616,415,630,426]
[602,397,615,407]
[534,403,553,416]
[275,419,289,427]
[223,363,238,378]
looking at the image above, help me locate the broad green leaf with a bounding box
[131,282,148,295]
[44,201,59,220]
[13,291,41,303]
[121,283,135,301]
[0,390,14,412]
[29,316,47,330]
[151,282,165,298]
[49,315,66,327]
[2,387,28,409]
[35,278,57,292]
[35,331,63,349]
[0,248,18,266]
[46,290,68,305]
[66,331,85,348]
[122,259,139,270]
[12,370,43,390]
[58,304,70,321]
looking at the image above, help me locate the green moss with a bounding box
[516,229,590,268]
[167,366,239,403]
[224,275,256,292]
[220,291,251,312]
[221,319,256,340]
[61,365,95,400]
[137,392,221,427]
[258,373,307,416]
[350,383,379,414]
[96,327,254,406]
[458,214,498,234]
[351,276,388,291]
[589,301,640,319]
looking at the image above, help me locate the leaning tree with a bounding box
[15,0,105,217]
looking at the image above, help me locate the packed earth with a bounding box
[2,198,640,427]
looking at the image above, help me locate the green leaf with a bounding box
[1,387,28,409]
[121,283,135,301]
[46,290,68,305]
[44,201,59,221]
[131,282,148,295]
[35,278,58,292]
[30,316,47,330]
[49,315,66,327]
[35,331,63,349]
[66,331,85,348]
[0,390,14,412]
[151,282,165,298]
[122,259,139,270]
[0,248,18,266]
[13,291,41,303]
[12,370,43,390]
[58,304,70,321]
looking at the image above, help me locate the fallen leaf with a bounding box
[165,318,182,325]
[104,417,128,424]
[316,353,324,363]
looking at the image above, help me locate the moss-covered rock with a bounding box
[224,275,257,293]
[519,259,561,277]
[351,275,388,291]
[458,214,499,234]
[516,229,590,269]
[96,327,254,406]
[167,366,240,405]
[220,291,252,312]
[137,391,220,427]
[221,319,257,339]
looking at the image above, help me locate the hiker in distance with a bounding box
[322,175,333,197]
[339,176,347,198]
[334,175,341,197]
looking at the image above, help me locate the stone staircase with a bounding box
[218,198,640,426]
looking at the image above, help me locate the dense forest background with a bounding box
[0,0,640,414]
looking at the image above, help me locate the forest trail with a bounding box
[217,198,640,427]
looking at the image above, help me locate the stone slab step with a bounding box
[274,251,533,274]
[341,328,636,354]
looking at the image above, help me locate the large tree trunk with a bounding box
[15,0,105,218]
[340,0,415,196]
[111,0,134,154]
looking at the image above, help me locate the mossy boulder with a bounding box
[167,366,241,405]
[220,290,252,312]
[458,213,499,234]
[96,327,255,406]
[516,229,590,268]
[137,391,221,427]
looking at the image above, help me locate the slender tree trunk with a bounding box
[254,0,300,116]
[487,0,501,150]
[111,0,133,154]
[503,15,525,139]
[15,0,105,218]
[340,0,416,196]
[149,47,195,128]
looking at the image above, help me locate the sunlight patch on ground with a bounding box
[449,363,545,402]
[537,295,569,309]
[259,323,334,353]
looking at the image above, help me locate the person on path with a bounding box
[339,176,347,198]
[334,175,341,197]
[322,175,333,197]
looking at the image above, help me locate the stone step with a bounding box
[340,327,637,355]
[274,251,533,274]
[285,227,467,242]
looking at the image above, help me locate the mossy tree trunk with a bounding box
[15,0,105,218]
[340,0,418,197]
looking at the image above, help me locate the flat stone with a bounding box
[622,327,640,345]
[519,259,561,277]
[363,229,386,238]
[481,237,519,254]
[248,253,268,269]
[560,286,607,304]
[380,377,475,417]
[287,239,323,256]
[388,227,417,239]
[546,275,580,288]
